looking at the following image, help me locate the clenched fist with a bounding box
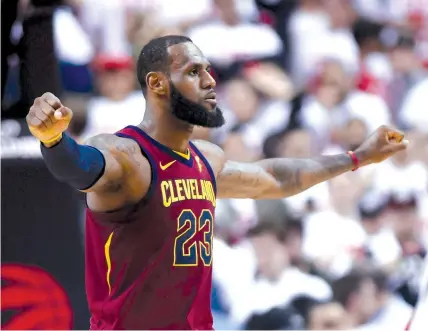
[26,92,73,146]
[355,125,409,166]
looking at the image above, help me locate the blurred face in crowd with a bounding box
[308,302,351,330]
[323,0,356,29]
[343,118,368,151]
[161,42,225,128]
[97,68,136,101]
[215,0,239,26]
[347,279,386,324]
[277,129,313,158]
[222,133,259,162]
[329,173,364,214]
[389,47,418,74]
[361,214,385,235]
[300,0,323,9]
[387,204,420,243]
[319,61,353,100]
[225,79,259,123]
[250,232,289,281]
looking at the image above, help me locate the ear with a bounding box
[146,72,167,96]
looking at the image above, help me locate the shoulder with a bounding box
[85,133,141,155]
[84,133,150,185]
[191,140,227,177]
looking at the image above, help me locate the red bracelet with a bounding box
[347,151,359,171]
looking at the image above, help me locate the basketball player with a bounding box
[26,35,408,330]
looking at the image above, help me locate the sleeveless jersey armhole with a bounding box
[115,132,158,203]
[189,141,217,195]
[85,133,158,224]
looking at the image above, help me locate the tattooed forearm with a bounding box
[216,161,275,199]
[216,154,357,199]
[257,153,355,197]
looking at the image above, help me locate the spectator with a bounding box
[332,268,412,329]
[306,301,352,330]
[387,31,428,127]
[215,221,331,326]
[81,54,145,137]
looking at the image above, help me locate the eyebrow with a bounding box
[183,61,211,70]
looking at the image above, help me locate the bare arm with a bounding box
[27,93,151,212]
[194,126,407,200]
[217,155,356,199]
[84,134,142,192]
[84,134,151,211]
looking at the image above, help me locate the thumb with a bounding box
[54,107,73,121]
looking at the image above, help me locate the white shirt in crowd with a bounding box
[303,210,367,278]
[288,7,359,89]
[82,92,145,138]
[372,159,428,218]
[283,182,331,217]
[399,78,428,133]
[213,238,331,325]
[300,91,391,148]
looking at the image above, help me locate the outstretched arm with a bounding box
[27,93,151,212]
[217,154,357,199]
[196,126,407,200]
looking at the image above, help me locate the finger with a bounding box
[42,92,62,109]
[39,101,57,121]
[35,108,53,127]
[386,130,404,143]
[387,140,409,153]
[29,117,48,130]
[54,107,73,121]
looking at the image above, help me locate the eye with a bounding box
[206,66,212,73]
[189,68,198,76]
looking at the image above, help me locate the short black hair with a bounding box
[246,221,287,243]
[332,268,388,307]
[136,35,192,94]
[352,19,383,47]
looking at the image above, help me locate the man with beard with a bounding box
[26,35,408,330]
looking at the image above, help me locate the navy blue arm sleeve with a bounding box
[40,133,106,190]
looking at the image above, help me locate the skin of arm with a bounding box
[84,134,151,212]
[194,125,406,200]
[218,154,358,199]
[195,140,358,199]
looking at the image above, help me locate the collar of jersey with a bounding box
[127,125,194,167]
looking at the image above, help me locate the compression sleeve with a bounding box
[40,133,106,190]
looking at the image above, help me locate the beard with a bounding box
[169,83,225,128]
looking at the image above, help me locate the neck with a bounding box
[140,105,193,153]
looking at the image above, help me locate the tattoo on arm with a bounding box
[257,154,354,197]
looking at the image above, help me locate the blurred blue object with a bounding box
[59,61,93,93]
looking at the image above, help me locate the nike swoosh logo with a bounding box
[159,160,177,171]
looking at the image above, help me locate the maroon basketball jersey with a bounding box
[85,125,216,330]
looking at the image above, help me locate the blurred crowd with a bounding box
[2,0,428,330]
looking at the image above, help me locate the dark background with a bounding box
[1,157,90,329]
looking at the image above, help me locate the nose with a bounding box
[201,70,216,90]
